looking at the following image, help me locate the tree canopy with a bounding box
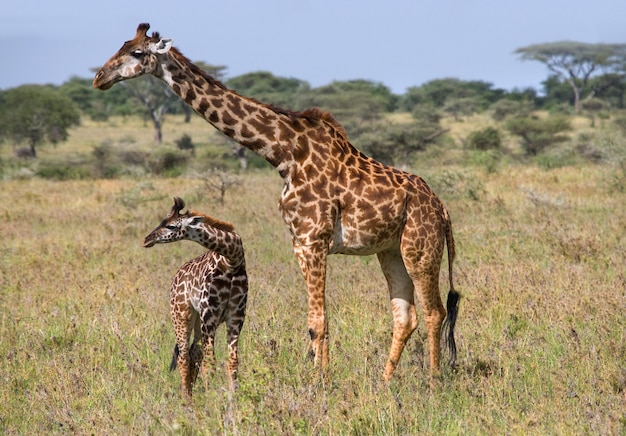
[0,85,80,157]
[515,41,626,111]
[227,71,311,109]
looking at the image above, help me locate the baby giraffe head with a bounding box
[93,22,173,90]
[143,197,202,248]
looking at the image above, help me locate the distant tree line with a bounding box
[1,40,626,165]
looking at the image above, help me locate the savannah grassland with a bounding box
[0,113,625,435]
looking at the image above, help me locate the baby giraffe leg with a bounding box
[189,316,203,384]
[200,329,217,392]
[225,334,239,390]
[175,340,192,399]
[189,341,203,385]
[172,310,194,399]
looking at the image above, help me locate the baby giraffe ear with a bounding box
[189,216,205,226]
[151,38,173,54]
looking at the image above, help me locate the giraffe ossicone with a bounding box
[143,197,248,398]
[98,23,459,383]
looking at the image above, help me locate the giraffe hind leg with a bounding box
[199,309,218,392]
[378,250,419,381]
[225,336,239,390]
[225,313,245,389]
[411,265,446,383]
[189,340,203,384]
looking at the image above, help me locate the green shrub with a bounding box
[489,99,534,121]
[505,115,572,155]
[467,127,502,150]
[146,147,189,176]
[36,161,92,180]
[175,133,195,154]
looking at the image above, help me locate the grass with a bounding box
[0,115,625,434]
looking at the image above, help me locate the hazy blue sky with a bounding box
[2,0,625,94]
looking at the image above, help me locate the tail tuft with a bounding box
[169,343,179,372]
[442,206,460,367]
[443,288,460,367]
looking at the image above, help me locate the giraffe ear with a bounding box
[190,216,204,225]
[168,197,185,218]
[150,38,173,54]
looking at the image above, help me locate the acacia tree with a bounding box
[119,75,180,144]
[515,41,626,111]
[0,85,80,157]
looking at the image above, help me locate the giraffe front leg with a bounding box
[294,241,329,371]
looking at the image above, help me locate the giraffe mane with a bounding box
[163,41,349,140]
[168,46,229,91]
[188,210,235,233]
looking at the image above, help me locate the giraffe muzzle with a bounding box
[93,70,114,90]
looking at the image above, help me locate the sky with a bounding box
[2,0,626,95]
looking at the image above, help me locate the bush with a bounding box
[36,161,91,180]
[466,127,502,150]
[147,147,189,176]
[175,133,195,154]
[505,115,572,156]
[490,99,534,121]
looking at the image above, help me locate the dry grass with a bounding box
[0,116,625,434]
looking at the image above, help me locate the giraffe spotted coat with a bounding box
[96,24,460,383]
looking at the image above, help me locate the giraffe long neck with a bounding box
[157,49,291,170]
[189,225,245,268]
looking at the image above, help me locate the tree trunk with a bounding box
[182,104,192,123]
[232,144,248,169]
[572,84,582,112]
[150,109,163,144]
[154,120,163,144]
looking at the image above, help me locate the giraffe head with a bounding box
[143,197,197,247]
[93,23,173,90]
[143,197,235,248]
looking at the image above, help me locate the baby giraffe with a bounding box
[143,197,247,398]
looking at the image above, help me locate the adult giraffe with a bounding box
[94,23,460,382]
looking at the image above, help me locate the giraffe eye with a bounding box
[130,50,144,58]
[165,224,178,230]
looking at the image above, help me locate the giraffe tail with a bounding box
[169,344,179,372]
[442,208,460,367]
